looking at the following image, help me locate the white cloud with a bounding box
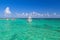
[4,7,12,18]
[53,13,56,15]
[4,7,11,14]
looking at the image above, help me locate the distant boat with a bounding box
[6,18,9,20]
[28,16,32,23]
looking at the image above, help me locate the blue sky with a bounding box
[0,0,60,18]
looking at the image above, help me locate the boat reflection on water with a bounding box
[27,16,32,27]
[27,16,32,23]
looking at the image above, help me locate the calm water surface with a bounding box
[0,18,60,40]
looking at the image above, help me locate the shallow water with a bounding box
[0,18,60,40]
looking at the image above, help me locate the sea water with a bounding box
[0,18,60,40]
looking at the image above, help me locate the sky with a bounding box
[0,0,60,18]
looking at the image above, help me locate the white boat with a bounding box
[28,16,32,23]
[6,18,9,20]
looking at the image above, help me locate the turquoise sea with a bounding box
[0,18,60,40]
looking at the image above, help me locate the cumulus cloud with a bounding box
[53,13,56,15]
[4,7,12,18]
[4,7,11,14]
[3,7,60,18]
